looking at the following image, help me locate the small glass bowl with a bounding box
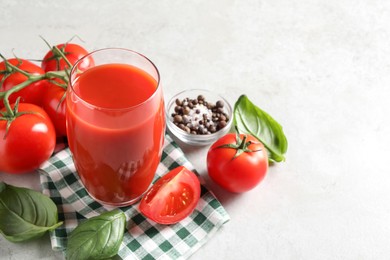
[166,89,233,146]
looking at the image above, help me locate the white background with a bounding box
[1,0,390,259]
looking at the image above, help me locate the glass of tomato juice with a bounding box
[66,48,165,207]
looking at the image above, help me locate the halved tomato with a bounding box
[139,166,201,224]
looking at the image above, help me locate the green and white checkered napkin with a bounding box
[38,134,229,260]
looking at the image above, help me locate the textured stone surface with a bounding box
[1,0,390,259]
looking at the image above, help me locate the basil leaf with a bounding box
[234,95,288,162]
[66,209,126,260]
[0,182,63,242]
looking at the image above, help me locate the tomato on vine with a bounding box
[207,132,268,193]
[0,41,94,172]
[41,43,94,72]
[42,79,67,137]
[0,59,48,108]
[0,102,56,174]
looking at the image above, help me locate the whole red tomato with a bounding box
[41,43,94,72]
[42,80,67,137]
[0,103,56,174]
[139,166,201,224]
[207,133,268,193]
[0,59,48,108]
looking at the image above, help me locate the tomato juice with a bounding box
[67,59,165,206]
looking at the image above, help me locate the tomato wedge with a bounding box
[139,166,201,224]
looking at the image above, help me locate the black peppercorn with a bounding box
[216,100,224,108]
[173,115,183,123]
[171,94,229,135]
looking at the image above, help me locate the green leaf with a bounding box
[0,182,63,242]
[66,209,126,260]
[233,95,288,162]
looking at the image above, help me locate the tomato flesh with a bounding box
[139,166,201,224]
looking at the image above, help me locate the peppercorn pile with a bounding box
[171,95,230,135]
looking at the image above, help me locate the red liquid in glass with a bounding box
[66,63,165,205]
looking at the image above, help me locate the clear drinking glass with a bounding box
[67,48,165,207]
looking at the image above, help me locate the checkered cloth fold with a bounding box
[39,134,230,260]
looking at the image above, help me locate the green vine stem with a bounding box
[40,36,73,75]
[52,45,74,70]
[1,74,45,116]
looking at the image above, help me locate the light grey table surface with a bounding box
[1,0,390,259]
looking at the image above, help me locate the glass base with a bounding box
[88,192,144,208]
